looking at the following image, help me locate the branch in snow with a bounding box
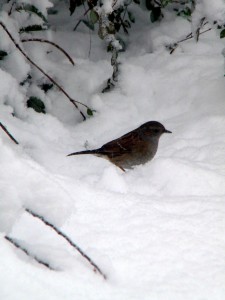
[0,121,19,145]
[167,27,212,54]
[5,236,55,270]
[195,17,206,42]
[73,7,92,31]
[25,208,107,280]
[21,38,75,66]
[0,22,94,121]
[8,1,16,16]
[98,13,122,92]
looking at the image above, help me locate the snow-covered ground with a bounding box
[1,1,225,299]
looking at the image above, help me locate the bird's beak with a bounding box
[164,129,172,133]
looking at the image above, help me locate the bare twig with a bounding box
[5,236,55,270]
[22,38,75,66]
[0,121,19,144]
[196,17,206,42]
[25,208,107,279]
[112,0,119,8]
[178,27,211,43]
[0,22,89,120]
[73,7,92,31]
[8,1,16,16]
[169,27,212,54]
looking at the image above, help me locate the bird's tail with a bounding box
[67,149,99,156]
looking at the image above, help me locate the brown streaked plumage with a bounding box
[67,121,172,171]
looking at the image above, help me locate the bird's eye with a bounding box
[154,129,159,133]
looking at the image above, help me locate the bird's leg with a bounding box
[117,165,126,172]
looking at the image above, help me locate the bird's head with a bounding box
[139,121,172,140]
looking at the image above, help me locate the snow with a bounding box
[1,1,225,299]
[201,0,225,24]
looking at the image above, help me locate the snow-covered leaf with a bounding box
[27,97,45,113]
[17,4,48,23]
[19,25,47,33]
[220,28,225,38]
[128,11,135,23]
[150,7,161,23]
[90,10,99,24]
[0,50,8,61]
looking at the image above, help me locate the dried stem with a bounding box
[25,208,107,279]
[0,22,88,121]
[73,7,92,31]
[178,27,211,44]
[169,27,212,54]
[22,38,75,66]
[196,17,206,42]
[0,121,19,144]
[5,236,55,270]
[8,1,16,16]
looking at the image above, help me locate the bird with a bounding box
[67,121,172,171]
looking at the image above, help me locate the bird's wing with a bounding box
[99,130,141,155]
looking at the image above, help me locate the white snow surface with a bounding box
[1,3,225,300]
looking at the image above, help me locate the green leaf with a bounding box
[114,22,121,32]
[128,11,135,23]
[69,0,77,15]
[19,25,47,33]
[40,83,53,93]
[20,74,32,86]
[87,108,93,116]
[82,20,94,31]
[123,20,131,28]
[87,108,96,116]
[183,7,192,17]
[0,50,8,61]
[47,8,58,15]
[220,29,225,38]
[107,23,116,34]
[161,0,172,7]
[150,7,161,23]
[17,4,47,23]
[27,97,45,113]
[122,24,129,34]
[145,0,154,11]
[90,10,99,24]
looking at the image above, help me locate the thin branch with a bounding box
[88,29,92,58]
[73,7,92,31]
[122,5,128,22]
[5,236,55,270]
[154,0,161,7]
[22,38,75,66]
[0,22,88,121]
[8,1,16,16]
[196,17,205,42]
[25,208,107,279]
[178,27,211,43]
[0,121,19,144]
[112,0,119,8]
[169,27,212,54]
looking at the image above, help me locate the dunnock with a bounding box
[68,121,172,171]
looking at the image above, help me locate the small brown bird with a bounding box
[68,121,172,171]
